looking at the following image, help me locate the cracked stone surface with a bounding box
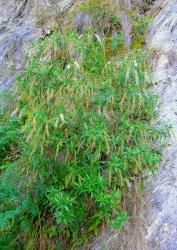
[0,0,36,90]
[146,0,177,249]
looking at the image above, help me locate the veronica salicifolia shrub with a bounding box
[0,25,168,250]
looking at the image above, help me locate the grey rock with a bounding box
[0,26,36,89]
[75,12,92,34]
[146,1,177,249]
[120,12,132,49]
[0,0,36,90]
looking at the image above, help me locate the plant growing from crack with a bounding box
[0,1,169,249]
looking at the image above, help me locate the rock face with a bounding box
[146,0,177,249]
[0,0,36,90]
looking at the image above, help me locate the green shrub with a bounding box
[0,28,168,249]
[0,1,169,248]
[131,15,151,48]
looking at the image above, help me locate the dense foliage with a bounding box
[0,1,168,249]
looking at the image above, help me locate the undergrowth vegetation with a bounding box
[0,1,169,249]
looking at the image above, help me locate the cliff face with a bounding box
[0,0,36,89]
[146,1,177,249]
[2,1,176,249]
